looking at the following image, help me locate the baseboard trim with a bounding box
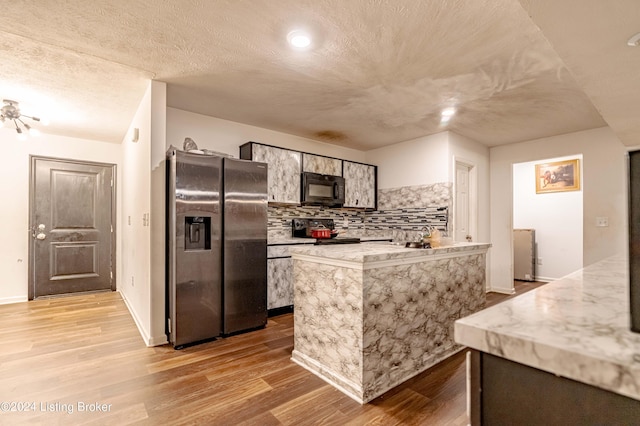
[118,290,154,347]
[268,305,293,317]
[487,287,515,295]
[0,295,28,305]
[148,334,168,346]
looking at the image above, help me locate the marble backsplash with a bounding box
[377,182,452,210]
[268,182,452,242]
[268,205,366,240]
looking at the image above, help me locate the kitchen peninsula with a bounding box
[289,242,490,403]
[455,254,640,425]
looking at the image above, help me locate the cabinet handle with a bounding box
[356,199,359,206]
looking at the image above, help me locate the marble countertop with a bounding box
[455,254,640,401]
[289,241,490,263]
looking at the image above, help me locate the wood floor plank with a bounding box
[0,289,525,425]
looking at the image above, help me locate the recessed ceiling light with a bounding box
[441,107,456,117]
[628,32,640,47]
[287,30,312,49]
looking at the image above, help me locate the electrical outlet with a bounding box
[537,258,543,266]
[343,217,349,228]
[128,215,131,226]
[131,276,134,287]
[596,217,609,227]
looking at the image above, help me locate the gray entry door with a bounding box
[30,157,115,299]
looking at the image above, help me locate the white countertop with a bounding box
[289,241,490,264]
[455,254,640,401]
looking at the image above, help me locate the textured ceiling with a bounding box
[518,0,640,149]
[0,0,634,150]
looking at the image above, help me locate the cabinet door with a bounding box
[252,144,301,204]
[344,161,376,209]
[302,153,342,176]
[267,257,293,309]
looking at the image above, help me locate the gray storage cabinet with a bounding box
[513,229,535,281]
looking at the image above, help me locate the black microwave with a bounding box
[301,172,345,207]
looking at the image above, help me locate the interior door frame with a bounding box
[28,155,117,300]
[453,157,478,243]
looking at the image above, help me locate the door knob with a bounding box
[36,233,46,240]
[38,224,46,231]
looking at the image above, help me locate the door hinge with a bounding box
[110,270,113,281]
[111,224,113,233]
[167,319,172,334]
[110,179,113,188]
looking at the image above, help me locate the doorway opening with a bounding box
[512,156,583,284]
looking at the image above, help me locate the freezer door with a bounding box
[168,150,223,347]
[223,158,268,334]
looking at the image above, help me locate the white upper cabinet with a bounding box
[302,153,342,176]
[244,143,301,204]
[343,161,376,209]
[240,142,376,209]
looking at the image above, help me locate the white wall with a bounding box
[365,132,450,189]
[0,127,122,304]
[167,108,366,162]
[149,82,168,345]
[490,127,627,293]
[119,80,168,346]
[365,131,490,244]
[513,156,583,281]
[120,82,153,342]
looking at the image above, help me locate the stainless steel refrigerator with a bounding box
[166,148,268,348]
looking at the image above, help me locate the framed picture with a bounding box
[535,159,580,194]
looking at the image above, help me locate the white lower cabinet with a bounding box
[267,244,311,310]
[267,257,293,310]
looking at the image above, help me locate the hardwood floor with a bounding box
[486,280,548,307]
[0,283,546,425]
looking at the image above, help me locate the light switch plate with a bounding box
[596,217,609,227]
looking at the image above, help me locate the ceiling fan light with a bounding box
[1,99,45,138]
[628,32,640,47]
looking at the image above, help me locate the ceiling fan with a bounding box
[0,99,45,139]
